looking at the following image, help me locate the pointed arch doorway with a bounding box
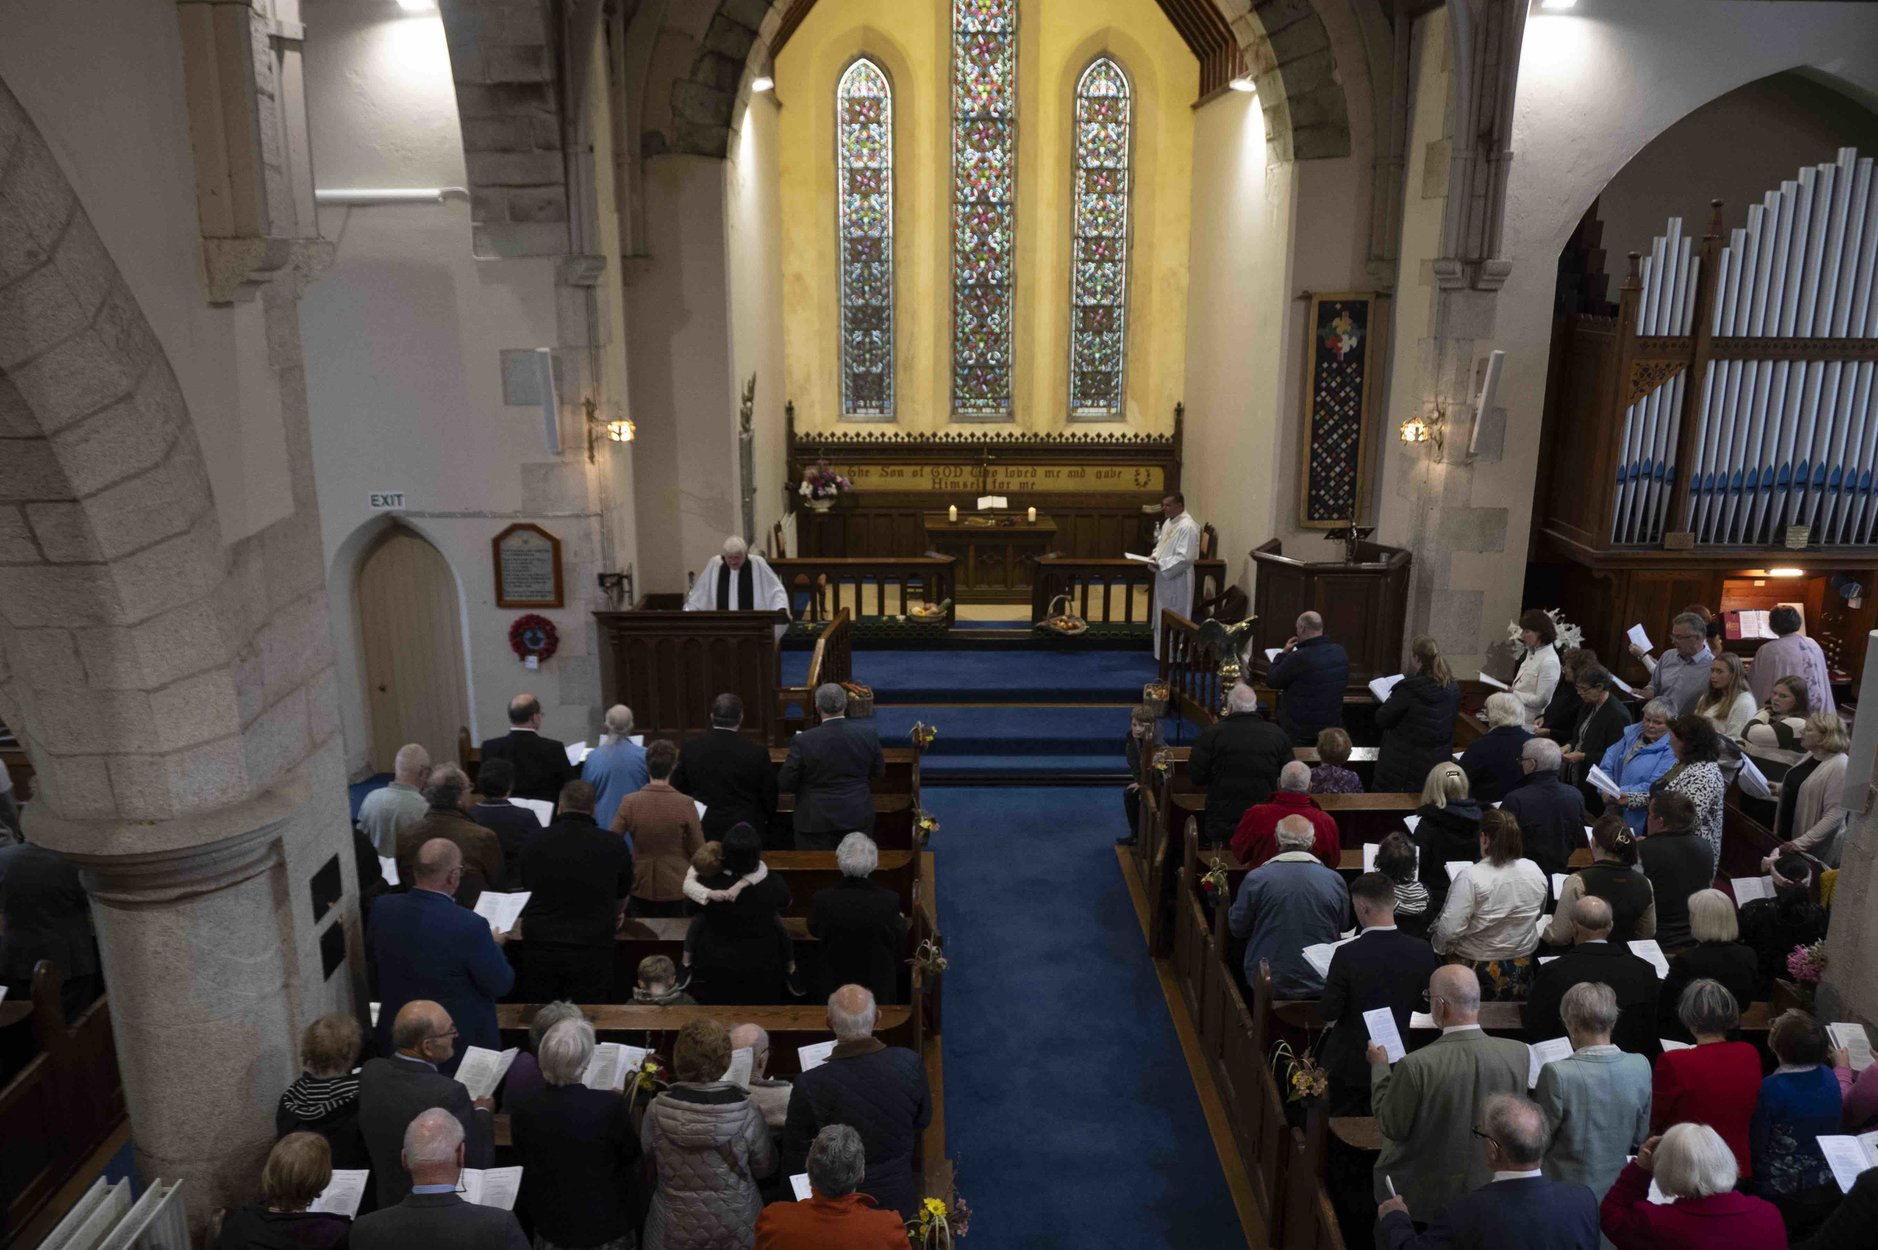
[356,523,472,774]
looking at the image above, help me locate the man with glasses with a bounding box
[1375,1094,1599,1248]
[1369,965,1530,1220]
[1632,612,1713,716]
[358,1001,496,1209]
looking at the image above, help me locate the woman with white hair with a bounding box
[1595,698,1677,837]
[1456,691,1534,803]
[509,1017,643,1250]
[1658,889,1757,1041]
[1600,1123,1786,1248]
[1535,982,1652,1202]
[1770,711,1850,867]
[808,833,908,1003]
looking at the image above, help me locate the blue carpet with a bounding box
[928,786,1241,1248]
[349,773,390,821]
[784,648,1160,704]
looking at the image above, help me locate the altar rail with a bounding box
[769,557,957,626]
[1031,557,1225,627]
[1158,611,1224,723]
[777,609,852,739]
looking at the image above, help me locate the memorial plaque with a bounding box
[493,523,563,608]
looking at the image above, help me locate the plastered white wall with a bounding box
[300,0,607,771]
[0,0,295,545]
[728,95,789,550]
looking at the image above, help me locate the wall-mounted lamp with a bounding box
[583,396,634,463]
[1228,75,1256,93]
[597,568,634,605]
[751,74,775,93]
[1401,401,1446,458]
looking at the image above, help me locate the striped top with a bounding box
[279,1071,360,1125]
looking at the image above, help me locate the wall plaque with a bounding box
[492,523,563,608]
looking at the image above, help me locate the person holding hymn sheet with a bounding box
[1413,761,1486,913]
[1309,726,1363,794]
[728,1022,793,1135]
[394,766,506,902]
[1511,610,1563,731]
[480,693,576,805]
[1458,693,1534,804]
[1534,983,1653,1204]
[1738,674,1811,793]
[1186,682,1292,847]
[1231,760,1342,870]
[641,1019,777,1250]
[1430,810,1547,1001]
[1657,715,1729,866]
[671,693,780,841]
[510,1018,643,1250]
[1376,1094,1600,1250]
[580,704,648,832]
[1522,895,1661,1061]
[368,842,514,1072]
[520,780,634,1003]
[1600,1123,1787,1250]
[1319,872,1440,1116]
[1500,737,1589,886]
[213,1132,350,1250]
[614,739,703,918]
[469,759,542,887]
[755,1125,908,1250]
[1631,613,1713,717]
[1227,816,1349,997]
[350,1109,526,1250]
[1597,699,1678,838]
[1695,652,1758,738]
[1144,492,1200,661]
[1545,815,1656,947]
[1792,1168,1878,1250]
[1373,634,1461,793]
[1752,1011,1846,1236]
[358,1001,496,1209]
[356,742,429,858]
[782,986,931,1221]
[1658,890,1758,1042]
[1651,979,1762,1180]
[1535,648,1594,743]
[1637,792,1712,950]
[1747,604,1836,714]
[275,1013,368,1173]
[1563,664,1630,797]
[1266,610,1351,745]
[1769,711,1850,867]
[777,683,885,851]
[499,1001,582,1114]
[1369,965,1531,1219]
[1376,832,1433,938]
[1739,853,1830,1000]
[684,534,790,616]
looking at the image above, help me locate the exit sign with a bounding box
[369,492,407,510]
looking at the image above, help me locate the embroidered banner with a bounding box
[1300,292,1379,529]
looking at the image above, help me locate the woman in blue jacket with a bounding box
[1598,698,1677,835]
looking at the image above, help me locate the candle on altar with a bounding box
[948,505,958,522]
[1027,506,1037,523]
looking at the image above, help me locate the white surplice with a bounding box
[1149,511,1201,659]
[684,553,790,612]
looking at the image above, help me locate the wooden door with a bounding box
[357,526,471,774]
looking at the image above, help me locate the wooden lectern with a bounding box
[1248,539,1412,689]
[595,596,783,744]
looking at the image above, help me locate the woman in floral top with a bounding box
[1751,1011,1844,1235]
[1308,727,1362,794]
[1654,716,1728,865]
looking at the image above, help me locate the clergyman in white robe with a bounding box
[685,537,791,638]
[1149,501,1201,659]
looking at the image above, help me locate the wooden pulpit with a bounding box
[595,596,782,743]
[1247,539,1411,689]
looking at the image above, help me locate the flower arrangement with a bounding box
[1199,855,1230,903]
[908,1194,971,1247]
[914,809,940,846]
[908,937,949,979]
[623,1054,667,1104]
[1271,1037,1329,1103]
[798,458,853,501]
[1505,607,1583,653]
[909,721,938,750]
[1787,940,1827,1007]
[1152,746,1174,777]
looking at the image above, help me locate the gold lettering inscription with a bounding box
[834,463,1164,493]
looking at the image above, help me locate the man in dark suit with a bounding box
[1265,610,1350,745]
[368,839,515,1068]
[1320,872,1441,1115]
[1501,738,1589,885]
[352,1106,523,1248]
[357,1002,497,1209]
[671,693,779,840]
[1376,1094,1599,1249]
[778,684,885,852]
[519,779,633,1002]
[479,693,573,804]
[1186,682,1293,846]
[468,759,541,886]
[0,838,101,1020]
[782,985,931,1220]
[810,833,909,1003]
[1523,895,1660,1060]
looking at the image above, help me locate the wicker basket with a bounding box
[1035,593,1088,637]
[1142,681,1169,718]
[842,681,875,717]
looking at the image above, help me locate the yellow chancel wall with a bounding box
[775,0,1196,434]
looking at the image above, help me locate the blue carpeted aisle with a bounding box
[927,785,1242,1248]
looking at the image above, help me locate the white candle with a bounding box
[948,505,958,522]
[1026,506,1037,522]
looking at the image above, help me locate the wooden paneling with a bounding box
[596,600,782,744]
[357,526,471,774]
[1249,540,1413,688]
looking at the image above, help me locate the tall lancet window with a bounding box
[1069,56,1131,420]
[836,57,894,420]
[950,0,1018,421]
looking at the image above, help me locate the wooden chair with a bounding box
[1200,522,1218,560]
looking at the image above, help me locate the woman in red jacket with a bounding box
[1602,1123,1787,1249]
[1651,979,1762,1178]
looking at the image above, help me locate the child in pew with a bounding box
[674,838,804,997]
[633,954,698,1006]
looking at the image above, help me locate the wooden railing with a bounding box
[1030,557,1226,627]
[1158,611,1224,725]
[776,609,852,741]
[770,557,956,627]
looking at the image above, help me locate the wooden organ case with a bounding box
[1536,147,1878,692]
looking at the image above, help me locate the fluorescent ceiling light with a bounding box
[1768,567,1806,578]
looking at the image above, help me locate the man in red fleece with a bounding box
[1232,760,1342,868]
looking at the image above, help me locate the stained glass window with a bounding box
[837,58,893,420]
[950,0,1017,421]
[1069,56,1130,420]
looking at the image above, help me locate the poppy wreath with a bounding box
[508,613,559,663]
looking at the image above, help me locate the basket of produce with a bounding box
[842,682,876,717]
[1036,594,1088,637]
